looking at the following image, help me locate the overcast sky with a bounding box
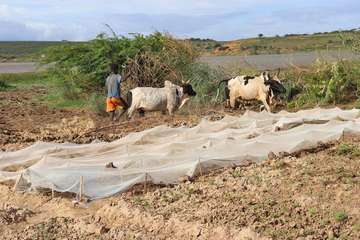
[0,0,359,41]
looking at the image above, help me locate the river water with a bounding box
[0,50,359,73]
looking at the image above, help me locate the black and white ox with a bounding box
[126,80,197,118]
[218,70,286,112]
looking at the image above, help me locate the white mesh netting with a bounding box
[1,107,360,199]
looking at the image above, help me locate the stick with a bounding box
[13,173,23,192]
[75,120,142,139]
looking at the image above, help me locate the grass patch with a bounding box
[336,143,360,157]
[89,93,107,116]
[0,72,89,109]
[231,169,243,178]
[334,210,348,222]
[308,208,317,217]
[0,79,12,91]
[0,72,52,88]
[39,90,88,109]
[353,221,360,232]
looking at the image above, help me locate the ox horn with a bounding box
[276,68,281,77]
[182,79,190,84]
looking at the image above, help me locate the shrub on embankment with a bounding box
[41,31,225,112]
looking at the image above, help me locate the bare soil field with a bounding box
[1,81,360,239]
[0,85,203,151]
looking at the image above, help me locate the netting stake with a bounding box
[79,176,84,202]
[144,173,148,193]
[51,185,55,199]
[198,157,203,177]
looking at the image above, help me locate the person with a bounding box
[105,63,126,121]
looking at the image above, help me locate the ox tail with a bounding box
[126,91,133,109]
[218,78,232,89]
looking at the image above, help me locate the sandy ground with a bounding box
[0,62,45,73]
[0,85,206,152]
[1,85,360,239]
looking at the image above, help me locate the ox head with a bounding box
[263,69,286,95]
[177,80,197,109]
[181,80,197,97]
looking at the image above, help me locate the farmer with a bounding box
[105,63,127,121]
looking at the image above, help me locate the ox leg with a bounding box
[127,107,135,119]
[259,95,271,112]
[110,111,116,121]
[167,107,174,116]
[115,109,126,121]
[224,86,230,108]
[229,94,237,109]
[138,108,145,117]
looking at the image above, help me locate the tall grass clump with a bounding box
[0,79,11,91]
[285,59,360,109]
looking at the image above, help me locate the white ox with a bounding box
[126,81,197,118]
[219,71,286,112]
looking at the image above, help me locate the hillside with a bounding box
[1,29,359,63]
[0,41,80,62]
[192,30,360,56]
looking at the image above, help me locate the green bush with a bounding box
[42,31,169,88]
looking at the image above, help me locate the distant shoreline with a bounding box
[200,50,360,70]
[0,50,359,73]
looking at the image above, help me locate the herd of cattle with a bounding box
[123,69,286,118]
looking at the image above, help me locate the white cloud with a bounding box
[0,4,23,18]
[0,0,359,41]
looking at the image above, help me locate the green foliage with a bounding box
[286,60,360,108]
[42,32,167,86]
[89,93,107,116]
[184,63,225,105]
[339,32,360,54]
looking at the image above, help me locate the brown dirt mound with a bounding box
[0,207,34,225]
